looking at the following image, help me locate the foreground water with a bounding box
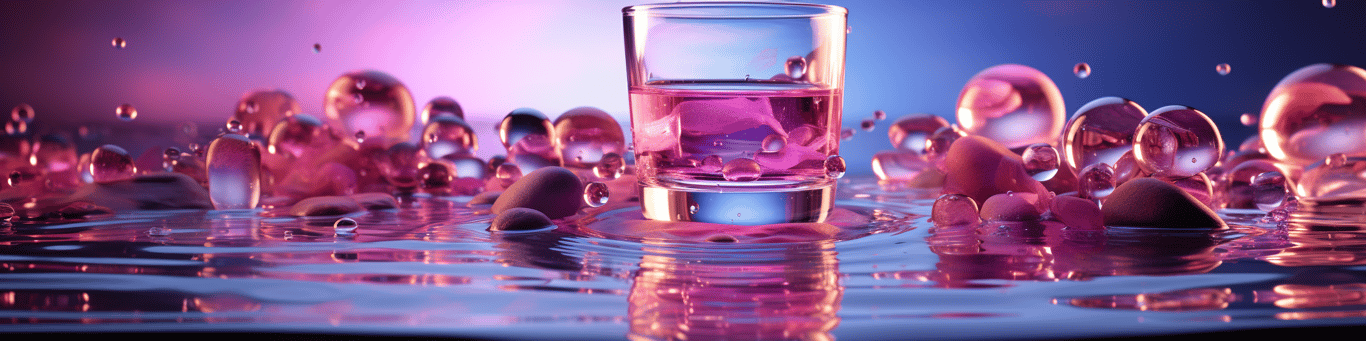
[0,176,1362,340]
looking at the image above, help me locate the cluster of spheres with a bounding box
[874,63,1366,229]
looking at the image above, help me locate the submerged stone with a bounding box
[350,192,398,210]
[289,195,362,217]
[63,173,212,211]
[489,207,555,232]
[492,167,583,219]
[1102,178,1226,229]
[468,191,502,206]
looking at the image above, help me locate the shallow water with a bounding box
[1,176,1363,340]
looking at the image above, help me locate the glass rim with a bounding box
[623,2,847,19]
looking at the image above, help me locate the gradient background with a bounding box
[0,0,1363,176]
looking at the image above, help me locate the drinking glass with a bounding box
[624,2,848,224]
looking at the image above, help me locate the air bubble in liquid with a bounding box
[1021,143,1060,181]
[1133,105,1223,179]
[234,90,301,138]
[583,182,609,208]
[825,155,846,179]
[721,158,761,181]
[1074,63,1091,79]
[422,96,464,123]
[90,144,135,183]
[956,64,1066,149]
[932,193,980,227]
[554,107,623,168]
[10,104,33,122]
[785,56,807,79]
[205,134,261,210]
[1062,97,1148,171]
[888,114,949,155]
[594,153,625,180]
[761,134,786,152]
[1077,163,1116,201]
[421,116,478,159]
[334,218,358,234]
[1260,63,1366,166]
[116,103,137,121]
[1216,63,1231,76]
[323,70,416,146]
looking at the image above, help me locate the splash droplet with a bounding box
[10,104,33,122]
[111,37,126,49]
[784,56,807,79]
[205,134,261,210]
[956,64,1066,149]
[324,70,416,146]
[824,155,846,179]
[1132,105,1223,178]
[721,158,761,181]
[1073,62,1091,79]
[1216,63,1231,76]
[594,153,625,180]
[90,144,135,183]
[334,217,358,234]
[583,182,609,208]
[860,119,875,132]
[116,103,137,121]
[931,193,980,227]
[1021,143,1060,181]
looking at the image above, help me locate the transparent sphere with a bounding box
[116,103,137,121]
[1216,63,1231,76]
[421,96,464,123]
[583,182,609,208]
[1223,159,1281,209]
[205,134,262,210]
[840,128,855,141]
[1073,63,1091,79]
[421,116,478,159]
[323,70,416,146]
[924,125,967,164]
[785,56,807,80]
[931,193,980,227]
[495,163,522,188]
[955,64,1066,149]
[1295,156,1366,200]
[381,142,422,192]
[887,114,949,154]
[1260,63,1366,166]
[418,159,456,195]
[499,108,555,150]
[267,114,336,159]
[824,155,846,179]
[31,134,77,175]
[860,119,875,132]
[1062,97,1148,171]
[1251,171,1288,211]
[1133,105,1223,179]
[234,89,301,138]
[90,144,135,183]
[871,151,932,181]
[225,119,243,134]
[594,153,625,180]
[1021,143,1059,181]
[1077,163,1116,201]
[553,107,624,169]
[334,218,358,234]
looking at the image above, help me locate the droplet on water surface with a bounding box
[1251,171,1288,211]
[721,158,761,181]
[418,160,456,195]
[1216,63,1231,76]
[1074,62,1091,79]
[1132,105,1223,179]
[334,217,358,234]
[205,134,261,210]
[583,182,609,208]
[956,64,1066,149]
[116,104,137,121]
[90,144,135,183]
[10,104,33,123]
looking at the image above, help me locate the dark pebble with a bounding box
[492,167,583,219]
[289,196,362,217]
[1102,178,1226,229]
[489,207,555,232]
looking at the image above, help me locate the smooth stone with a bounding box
[1102,178,1226,229]
[350,192,398,210]
[980,192,1042,221]
[1050,194,1103,230]
[62,173,212,211]
[942,135,1047,204]
[489,207,555,232]
[468,191,502,206]
[289,196,361,217]
[55,201,115,218]
[492,167,583,219]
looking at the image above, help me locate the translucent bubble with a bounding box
[1062,97,1148,171]
[553,107,624,168]
[956,64,1066,149]
[205,134,261,210]
[10,104,33,122]
[1240,113,1258,127]
[700,155,724,173]
[887,114,949,154]
[1077,163,1116,201]
[860,119,876,132]
[840,128,855,140]
[313,43,321,53]
[1260,63,1366,166]
[5,120,26,135]
[824,155,846,179]
[583,182,609,208]
[924,125,967,164]
[1324,0,1336,8]
[1296,156,1366,200]
[111,37,125,49]
[418,159,456,195]
[233,90,301,138]
[496,163,523,188]
[721,158,761,181]
[873,110,887,120]
[90,144,135,183]
[785,56,807,79]
[499,108,554,150]
[381,142,421,192]
[334,217,358,234]
[1112,150,1148,187]
[323,70,416,146]
[421,116,478,159]
[1133,105,1224,178]
[225,119,243,134]
[594,153,625,180]
[267,114,336,159]
[1021,143,1060,181]
[932,193,980,227]
[1216,63,1231,76]
[116,103,137,121]
[1251,171,1288,211]
[417,97,465,126]
[1074,62,1091,79]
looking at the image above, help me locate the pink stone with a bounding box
[942,135,1047,204]
[980,192,1043,221]
[1050,194,1103,230]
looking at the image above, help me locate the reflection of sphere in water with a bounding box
[553,107,624,168]
[234,89,301,138]
[887,114,948,154]
[1063,97,1148,172]
[421,116,478,159]
[1133,105,1223,179]
[1260,64,1366,166]
[956,64,1065,149]
[323,70,416,146]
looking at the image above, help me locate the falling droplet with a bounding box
[721,158,761,181]
[860,119,876,132]
[824,155,846,179]
[594,153,625,180]
[583,182,609,208]
[1240,113,1258,126]
[312,43,322,53]
[784,56,807,79]
[1021,143,1060,181]
[4,121,26,135]
[334,217,358,234]
[111,37,126,49]
[147,226,171,237]
[761,134,786,152]
[1216,63,1232,76]
[10,104,34,122]
[1324,0,1336,8]
[90,144,135,183]
[1074,62,1091,79]
[225,119,243,134]
[873,110,887,120]
[115,104,137,121]
[840,128,855,140]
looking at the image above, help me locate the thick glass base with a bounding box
[639,184,835,225]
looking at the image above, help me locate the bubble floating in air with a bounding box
[860,119,875,132]
[956,64,1066,149]
[840,128,854,141]
[1133,105,1223,179]
[1260,63,1366,166]
[583,182,609,208]
[1324,0,1336,9]
[873,110,887,120]
[90,144,135,183]
[324,70,416,147]
[10,104,33,123]
[1062,97,1148,171]
[116,103,137,121]
[1216,63,1231,76]
[1074,63,1091,79]
[234,90,300,138]
[205,134,261,210]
